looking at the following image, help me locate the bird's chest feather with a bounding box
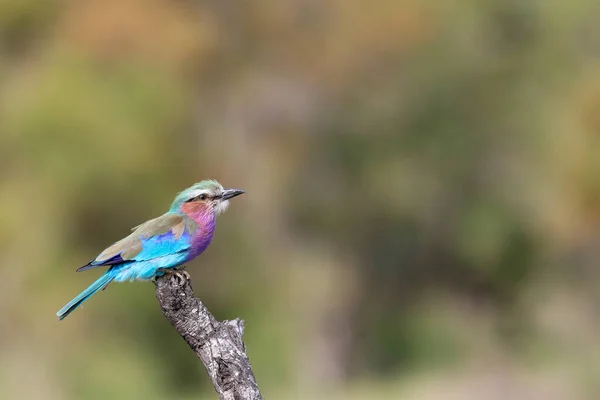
[186,213,216,260]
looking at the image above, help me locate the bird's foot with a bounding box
[174,267,191,281]
[157,267,190,286]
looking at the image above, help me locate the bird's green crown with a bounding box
[170,180,224,211]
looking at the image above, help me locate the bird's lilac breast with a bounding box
[185,214,216,261]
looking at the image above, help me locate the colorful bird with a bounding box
[56,180,245,320]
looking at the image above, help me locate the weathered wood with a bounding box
[155,269,263,400]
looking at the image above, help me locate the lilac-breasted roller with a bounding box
[56,180,245,320]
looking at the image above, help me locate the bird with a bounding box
[56,179,245,320]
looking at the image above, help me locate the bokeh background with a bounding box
[2,1,600,399]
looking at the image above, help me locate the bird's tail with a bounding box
[56,271,115,320]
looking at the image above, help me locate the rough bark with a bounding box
[154,269,263,400]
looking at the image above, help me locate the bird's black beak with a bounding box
[221,188,245,200]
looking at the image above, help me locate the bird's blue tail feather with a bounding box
[56,272,115,320]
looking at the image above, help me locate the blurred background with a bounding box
[2,0,600,399]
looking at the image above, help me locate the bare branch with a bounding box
[155,269,263,400]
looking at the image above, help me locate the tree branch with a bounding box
[154,269,263,400]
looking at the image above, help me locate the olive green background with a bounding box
[2,1,600,399]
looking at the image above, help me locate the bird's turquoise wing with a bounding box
[77,213,198,271]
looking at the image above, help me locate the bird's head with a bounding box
[170,180,245,216]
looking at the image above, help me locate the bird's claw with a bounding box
[157,267,190,286]
[172,270,186,285]
[179,269,191,281]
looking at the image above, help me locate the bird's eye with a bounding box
[185,193,208,203]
